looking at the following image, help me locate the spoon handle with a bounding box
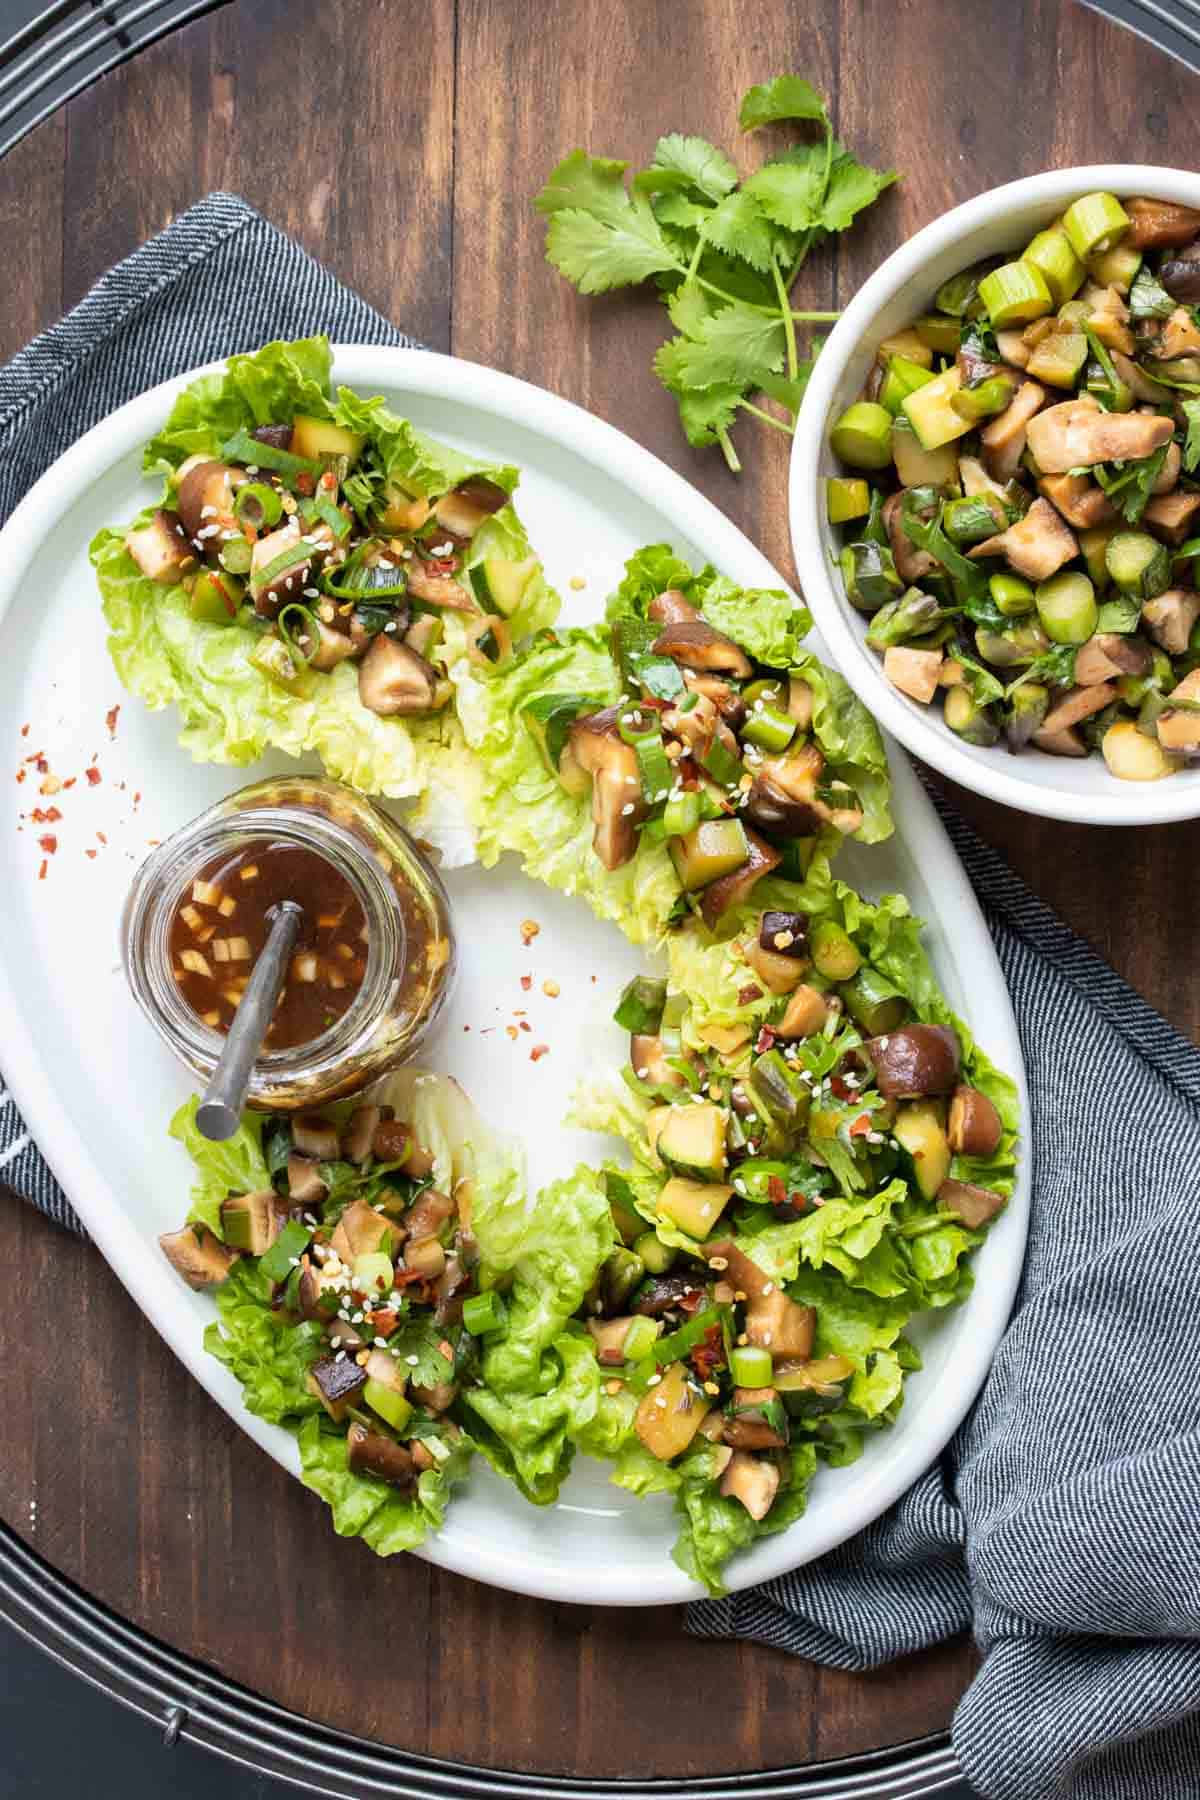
[196,901,304,1142]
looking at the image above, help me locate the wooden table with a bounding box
[2,0,1196,1781]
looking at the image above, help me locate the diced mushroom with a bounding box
[371,1117,413,1163]
[308,1357,368,1423]
[882,490,937,583]
[719,1451,781,1521]
[126,509,197,584]
[1142,590,1200,656]
[1145,490,1200,545]
[1154,668,1200,752]
[1161,247,1200,304]
[411,1377,457,1414]
[702,1239,772,1301]
[1026,400,1174,473]
[568,707,646,871]
[1112,349,1172,405]
[651,618,753,678]
[287,1152,328,1206]
[958,456,1010,499]
[980,379,1046,479]
[1038,473,1115,530]
[744,1288,815,1359]
[300,617,360,671]
[1152,441,1182,495]
[700,828,781,929]
[883,645,943,705]
[159,1225,239,1289]
[433,479,509,537]
[1031,724,1087,757]
[330,1198,393,1263]
[248,524,319,619]
[176,459,241,542]
[403,614,439,658]
[683,671,747,727]
[1039,682,1119,734]
[937,1177,1007,1229]
[342,1105,384,1165]
[587,1317,639,1366]
[1126,197,1200,249]
[293,1114,341,1159]
[358,634,439,716]
[969,498,1078,583]
[723,1390,788,1451]
[1073,635,1151,686]
[947,1085,1004,1157]
[631,1273,706,1317]
[775,984,830,1041]
[405,561,475,608]
[1082,283,1134,356]
[647,588,701,625]
[866,1023,961,1098]
[347,1422,417,1488]
[402,1188,455,1243]
[994,329,1032,370]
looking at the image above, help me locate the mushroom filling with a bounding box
[826,189,1200,781]
[575,930,1012,1527]
[123,404,536,724]
[159,1098,488,1484]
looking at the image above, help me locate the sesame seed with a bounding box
[646,1373,662,1388]
[620,802,635,816]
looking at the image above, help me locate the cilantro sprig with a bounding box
[534,75,897,471]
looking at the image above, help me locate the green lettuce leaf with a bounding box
[297,1413,470,1555]
[204,1261,324,1423]
[143,337,336,475]
[790,651,891,844]
[672,1440,819,1596]
[169,1095,269,1238]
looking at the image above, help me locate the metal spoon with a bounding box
[196,901,305,1142]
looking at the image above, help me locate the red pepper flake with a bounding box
[519,974,532,991]
[519,1020,532,1033]
[30,806,61,824]
[19,723,28,738]
[37,834,57,854]
[529,1043,550,1062]
[24,751,45,765]
[96,831,108,845]
[368,1308,400,1338]
[767,1174,788,1206]
[294,471,316,496]
[738,984,763,1006]
[61,777,76,790]
[754,1026,776,1055]
[848,1112,873,1138]
[133,791,141,806]
[37,860,47,880]
[85,766,101,786]
[105,705,120,737]
[829,1074,855,1102]
[15,769,25,784]
[85,849,97,860]
[689,1323,726,1381]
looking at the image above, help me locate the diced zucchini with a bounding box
[364,1378,413,1434]
[604,1171,644,1246]
[977,261,1053,329]
[657,1103,728,1180]
[220,1190,280,1255]
[893,1101,951,1200]
[901,368,973,451]
[879,354,936,416]
[290,414,366,467]
[912,314,962,355]
[891,414,960,488]
[469,553,539,616]
[657,1176,733,1240]
[614,974,667,1034]
[878,328,934,367]
[634,1361,711,1461]
[669,819,750,893]
[829,400,894,470]
[810,919,861,981]
[839,968,908,1035]
[249,635,304,690]
[827,477,872,524]
[1079,524,1119,588]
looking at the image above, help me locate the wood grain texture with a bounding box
[0,0,1194,1775]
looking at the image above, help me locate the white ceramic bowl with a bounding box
[791,164,1200,826]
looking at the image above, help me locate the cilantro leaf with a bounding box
[647,133,738,202]
[386,1316,455,1391]
[536,152,681,293]
[1183,398,1200,474]
[700,190,777,272]
[758,367,813,413]
[666,280,712,337]
[1010,643,1078,692]
[743,143,829,232]
[651,192,713,232]
[1095,443,1170,524]
[821,144,898,232]
[900,494,997,618]
[739,75,829,131]
[1129,264,1176,320]
[674,382,746,449]
[655,302,786,389]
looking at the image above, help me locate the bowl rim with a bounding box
[790,162,1200,826]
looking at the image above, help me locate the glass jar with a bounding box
[122,776,455,1110]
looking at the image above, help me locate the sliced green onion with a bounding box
[219,536,253,575]
[463,1290,507,1336]
[622,1316,660,1363]
[1021,226,1085,306]
[741,701,797,753]
[977,261,1053,329]
[259,1219,311,1282]
[662,789,701,837]
[221,428,320,480]
[1034,572,1098,645]
[1061,191,1130,261]
[729,1345,773,1387]
[652,1304,725,1367]
[323,545,408,600]
[314,494,352,540]
[257,538,316,586]
[700,734,744,787]
[277,603,321,664]
[989,571,1036,617]
[234,482,283,529]
[618,711,673,801]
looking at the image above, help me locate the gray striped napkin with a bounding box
[4,194,1199,1799]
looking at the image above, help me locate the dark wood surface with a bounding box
[2,0,1197,1779]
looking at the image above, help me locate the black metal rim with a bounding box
[0,1523,960,1798]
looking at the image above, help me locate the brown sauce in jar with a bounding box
[168,840,373,1050]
